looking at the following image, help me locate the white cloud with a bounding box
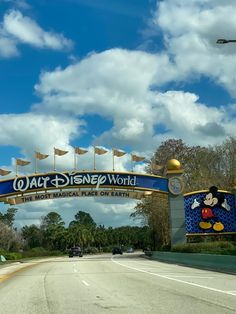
[151,91,230,145]
[0,113,83,174]
[3,10,73,50]
[0,9,73,57]
[153,0,236,95]
[0,113,79,150]
[0,111,134,174]
[34,49,161,150]
[0,35,19,57]
[14,197,139,228]
[33,48,236,151]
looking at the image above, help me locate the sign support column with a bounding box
[166,159,186,246]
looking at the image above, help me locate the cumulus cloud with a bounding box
[0,113,79,150]
[0,113,83,175]
[0,110,133,175]
[0,9,73,57]
[33,49,161,150]
[4,10,73,49]
[0,35,18,57]
[153,0,236,95]
[14,197,139,228]
[33,48,236,150]
[195,122,226,137]
[1,0,236,155]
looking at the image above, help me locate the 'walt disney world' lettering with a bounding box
[13,172,137,192]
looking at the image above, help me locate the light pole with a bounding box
[216,38,236,44]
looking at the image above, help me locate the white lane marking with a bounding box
[166,276,213,279]
[73,263,78,273]
[111,258,236,297]
[82,280,89,286]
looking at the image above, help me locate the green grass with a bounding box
[171,241,236,255]
[0,247,63,261]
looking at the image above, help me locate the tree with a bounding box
[94,225,108,249]
[0,207,18,227]
[21,225,42,249]
[149,137,236,192]
[67,224,94,249]
[0,221,22,251]
[40,212,65,250]
[70,211,96,229]
[149,139,191,175]
[131,193,170,249]
[212,136,236,190]
[41,212,65,229]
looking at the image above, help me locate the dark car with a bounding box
[112,247,123,255]
[68,246,83,257]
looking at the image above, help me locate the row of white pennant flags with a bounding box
[0,147,159,176]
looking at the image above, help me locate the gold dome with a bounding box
[166,159,182,171]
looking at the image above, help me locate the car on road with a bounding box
[112,247,123,255]
[68,246,83,257]
[127,247,134,253]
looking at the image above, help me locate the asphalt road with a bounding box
[0,253,235,314]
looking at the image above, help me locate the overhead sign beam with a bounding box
[0,171,168,200]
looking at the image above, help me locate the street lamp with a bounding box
[216,38,236,44]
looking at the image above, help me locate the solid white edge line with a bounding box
[111,257,236,297]
[165,276,213,279]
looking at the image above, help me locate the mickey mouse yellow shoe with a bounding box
[213,222,224,232]
[199,221,212,229]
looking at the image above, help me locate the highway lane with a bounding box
[0,253,235,314]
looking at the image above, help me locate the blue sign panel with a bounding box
[0,171,168,197]
[184,188,236,234]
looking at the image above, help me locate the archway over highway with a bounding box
[0,170,168,205]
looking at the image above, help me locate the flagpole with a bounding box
[112,149,115,171]
[54,149,56,171]
[35,152,37,173]
[15,159,18,177]
[74,149,76,171]
[94,147,96,170]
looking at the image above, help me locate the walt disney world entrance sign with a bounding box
[0,171,168,205]
[1,159,235,245]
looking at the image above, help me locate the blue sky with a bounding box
[0,0,236,228]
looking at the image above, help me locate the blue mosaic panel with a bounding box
[184,192,236,234]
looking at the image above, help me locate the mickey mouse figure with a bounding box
[192,186,228,232]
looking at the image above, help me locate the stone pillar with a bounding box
[166,159,186,246]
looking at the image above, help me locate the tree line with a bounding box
[0,209,151,254]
